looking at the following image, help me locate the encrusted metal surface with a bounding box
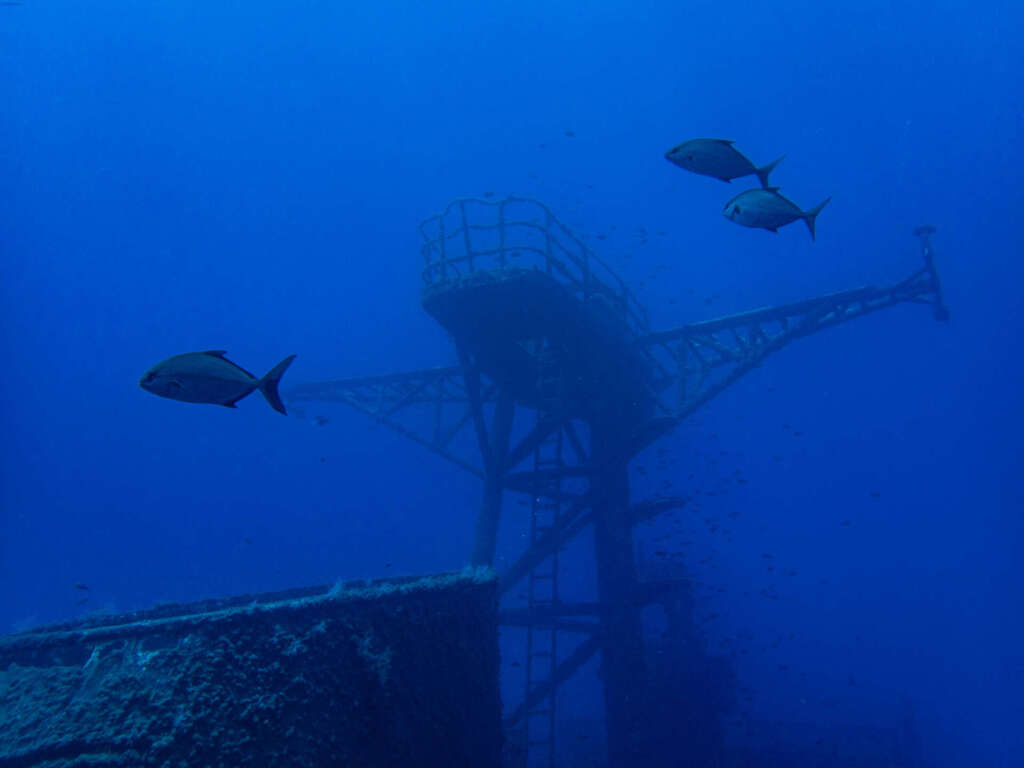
[0,570,501,768]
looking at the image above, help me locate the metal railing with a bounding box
[419,196,651,340]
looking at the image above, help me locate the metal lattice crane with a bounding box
[284,197,947,768]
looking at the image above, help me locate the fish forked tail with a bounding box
[258,355,297,415]
[755,155,786,188]
[802,196,832,242]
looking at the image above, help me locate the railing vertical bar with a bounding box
[438,214,447,282]
[499,200,506,269]
[460,200,474,273]
[545,210,553,276]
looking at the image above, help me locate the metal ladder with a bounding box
[524,416,564,768]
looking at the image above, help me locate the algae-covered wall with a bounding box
[0,569,501,767]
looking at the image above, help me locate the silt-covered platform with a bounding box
[0,569,501,767]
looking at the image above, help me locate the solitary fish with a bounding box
[665,138,784,188]
[723,188,831,241]
[140,351,295,415]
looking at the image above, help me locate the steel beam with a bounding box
[473,390,516,567]
[589,421,647,768]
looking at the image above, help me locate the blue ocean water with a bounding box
[1,0,1021,765]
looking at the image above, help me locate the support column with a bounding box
[471,391,515,566]
[589,419,648,766]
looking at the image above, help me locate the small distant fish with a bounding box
[74,583,89,591]
[665,138,784,188]
[140,351,295,415]
[723,188,831,241]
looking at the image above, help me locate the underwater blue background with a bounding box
[2,0,1021,764]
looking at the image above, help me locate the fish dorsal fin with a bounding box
[203,350,256,377]
[201,350,258,380]
[713,138,735,145]
[764,186,782,193]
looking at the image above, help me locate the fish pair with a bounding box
[665,138,831,240]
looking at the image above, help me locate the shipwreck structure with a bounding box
[0,198,942,768]
[286,197,947,767]
[0,571,502,767]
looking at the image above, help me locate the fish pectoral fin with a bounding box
[168,379,185,391]
[223,391,252,408]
